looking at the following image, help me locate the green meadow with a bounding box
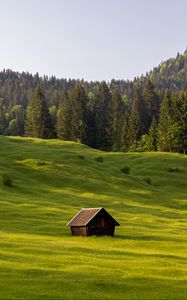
[0,136,186,299]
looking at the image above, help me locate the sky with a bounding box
[0,0,186,81]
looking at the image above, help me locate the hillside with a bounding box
[112,49,187,94]
[148,50,187,91]
[0,50,187,109]
[0,136,186,299]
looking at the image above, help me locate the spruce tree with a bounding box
[143,80,160,132]
[57,84,88,143]
[25,86,53,138]
[146,117,158,151]
[49,106,57,138]
[111,91,125,150]
[94,81,113,150]
[0,99,7,135]
[57,91,73,140]
[172,92,187,154]
[157,91,174,152]
[25,105,34,137]
[126,86,144,150]
[71,84,88,143]
[120,116,129,152]
[86,95,97,148]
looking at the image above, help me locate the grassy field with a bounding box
[0,136,186,300]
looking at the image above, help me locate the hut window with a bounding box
[97,218,105,228]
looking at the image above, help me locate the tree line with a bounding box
[14,81,187,154]
[0,49,187,153]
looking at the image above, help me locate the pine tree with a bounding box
[111,91,125,150]
[126,86,144,150]
[157,91,171,151]
[120,116,129,152]
[57,91,73,141]
[25,105,34,137]
[57,84,88,143]
[146,117,158,151]
[70,84,88,143]
[86,93,97,148]
[25,86,53,138]
[0,98,7,135]
[143,80,160,132]
[157,91,174,152]
[49,105,57,138]
[94,81,113,150]
[172,92,187,154]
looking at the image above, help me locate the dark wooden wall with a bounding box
[71,225,115,236]
[71,226,88,236]
[88,225,115,236]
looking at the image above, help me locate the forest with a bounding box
[0,50,187,153]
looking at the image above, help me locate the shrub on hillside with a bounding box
[77,155,85,159]
[37,160,47,166]
[120,166,130,174]
[95,156,103,163]
[167,167,180,173]
[1,173,13,187]
[143,177,152,185]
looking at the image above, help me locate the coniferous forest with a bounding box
[0,50,187,153]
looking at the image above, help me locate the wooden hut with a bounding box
[66,207,120,237]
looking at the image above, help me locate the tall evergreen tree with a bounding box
[24,105,33,137]
[0,98,7,134]
[25,86,53,138]
[57,84,88,143]
[173,92,187,154]
[86,93,97,148]
[94,81,113,150]
[146,117,158,151]
[143,80,160,132]
[57,91,73,141]
[157,91,175,152]
[49,105,57,138]
[70,84,88,143]
[111,91,125,150]
[126,86,144,150]
[120,116,129,152]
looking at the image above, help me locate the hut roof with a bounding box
[66,207,120,227]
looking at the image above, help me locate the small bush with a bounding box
[120,166,130,174]
[77,155,85,160]
[143,177,152,185]
[95,156,103,163]
[167,167,180,173]
[1,173,13,187]
[37,160,47,166]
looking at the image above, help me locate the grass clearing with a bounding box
[0,136,187,299]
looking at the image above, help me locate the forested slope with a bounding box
[0,50,187,152]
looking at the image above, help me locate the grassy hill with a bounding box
[0,136,186,300]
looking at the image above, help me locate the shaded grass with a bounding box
[0,136,187,299]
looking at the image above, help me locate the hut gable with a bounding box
[67,207,120,237]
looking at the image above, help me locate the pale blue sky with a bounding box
[0,0,186,81]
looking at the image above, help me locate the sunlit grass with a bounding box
[0,136,186,299]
